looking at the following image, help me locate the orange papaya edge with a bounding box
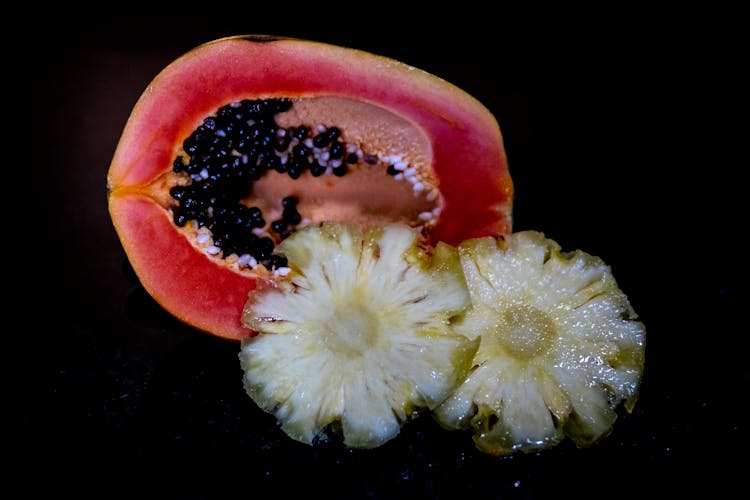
[107,35,513,340]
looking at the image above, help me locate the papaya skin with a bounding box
[108,35,512,340]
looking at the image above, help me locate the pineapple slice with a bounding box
[240,222,479,449]
[434,231,645,456]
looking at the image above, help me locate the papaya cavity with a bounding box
[158,96,442,273]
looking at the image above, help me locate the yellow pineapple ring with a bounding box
[240,222,478,448]
[434,231,646,456]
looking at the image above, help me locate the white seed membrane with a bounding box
[240,223,478,448]
[434,231,646,456]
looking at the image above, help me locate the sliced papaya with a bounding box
[107,35,513,340]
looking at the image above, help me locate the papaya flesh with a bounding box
[107,35,513,340]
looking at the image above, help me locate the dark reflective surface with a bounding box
[31,13,741,498]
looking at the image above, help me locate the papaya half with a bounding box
[107,35,513,340]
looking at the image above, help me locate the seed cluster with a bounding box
[169,98,432,271]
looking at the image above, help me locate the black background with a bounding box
[25,9,742,498]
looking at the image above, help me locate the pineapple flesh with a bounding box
[434,231,646,456]
[240,222,479,449]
